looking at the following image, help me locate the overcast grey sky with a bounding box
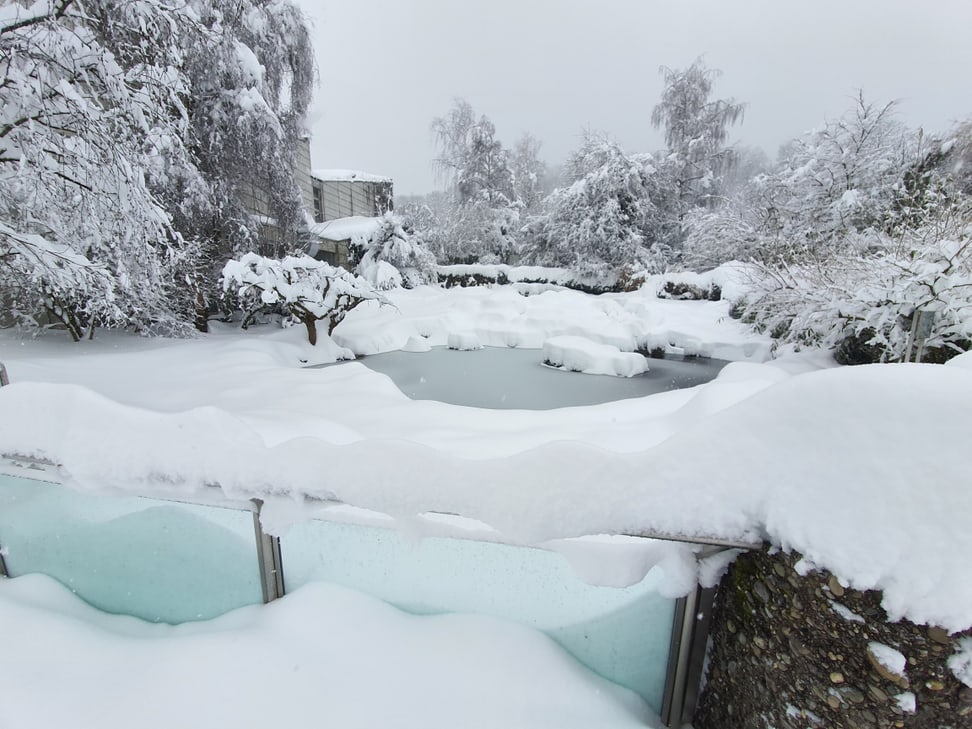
[294,0,972,196]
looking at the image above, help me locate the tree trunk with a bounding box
[303,315,318,346]
[193,288,209,333]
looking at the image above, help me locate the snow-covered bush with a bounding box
[221,254,385,345]
[739,207,972,362]
[353,214,438,289]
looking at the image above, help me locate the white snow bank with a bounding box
[312,168,392,183]
[0,574,652,729]
[309,215,382,243]
[447,332,482,350]
[542,336,649,377]
[1,358,971,631]
[332,284,771,361]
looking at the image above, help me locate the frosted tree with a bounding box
[511,133,547,215]
[221,253,385,345]
[524,133,673,278]
[764,95,916,254]
[651,59,745,220]
[352,213,437,290]
[145,0,316,328]
[430,99,520,263]
[0,0,201,338]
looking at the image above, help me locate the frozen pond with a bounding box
[327,346,728,409]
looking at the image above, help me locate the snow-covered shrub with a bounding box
[221,253,385,345]
[740,208,972,362]
[352,213,437,289]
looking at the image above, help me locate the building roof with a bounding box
[311,168,393,184]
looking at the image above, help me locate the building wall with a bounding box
[294,137,314,214]
[695,547,972,729]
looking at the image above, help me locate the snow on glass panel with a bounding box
[0,474,262,623]
[281,519,676,712]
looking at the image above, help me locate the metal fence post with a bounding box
[660,564,724,727]
[251,499,285,603]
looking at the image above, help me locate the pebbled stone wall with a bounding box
[694,547,972,729]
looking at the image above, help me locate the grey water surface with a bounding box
[323,346,728,410]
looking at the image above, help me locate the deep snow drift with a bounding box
[0,574,653,729]
[1,282,971,633]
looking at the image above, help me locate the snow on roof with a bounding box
[309,215,383,243]
[312,168,392,183]
[1,280,971,632]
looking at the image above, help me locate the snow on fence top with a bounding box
[1,355,971,632]
[311,169,393,184]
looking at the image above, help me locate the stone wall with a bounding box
[695,547,972,729]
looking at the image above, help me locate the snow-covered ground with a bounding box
[0,575,651,729]
[1,281,972,727]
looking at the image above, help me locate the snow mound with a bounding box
[0,574,652,729]
[542,336,649,377]
[402,336,432,353]
[447,332,482,350]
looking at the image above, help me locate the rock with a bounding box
[927,626,949,644]
[830,672,845,684]
[753,580,771,604]
[840,687,865,704]
[827,575,845,597]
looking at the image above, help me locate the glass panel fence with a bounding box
[0,473,263,623]
[280,518,676,713]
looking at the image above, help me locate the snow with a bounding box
[949,638,972,688]
[1,284,971,632]
[309,215,383,243]
[447,332,483,350]
[312,168,392,183]
[542,336,649,377]
[0,574,653,729]
[895,692,917,713]
[829,601,865,624]
[868,642,908,679]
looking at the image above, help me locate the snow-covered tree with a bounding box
[430,99,521,263]
[682,96,927,269]
[764,95,917,254]
[524,133,674,278]
[511,133,547,215]
[651,58,744,220]
[0,0,201,338]
[0,0,316,337]
[352,213,437,290]
[145,0,316,327]
[221,253,384,345]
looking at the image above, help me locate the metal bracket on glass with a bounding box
[251,499,285,603]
